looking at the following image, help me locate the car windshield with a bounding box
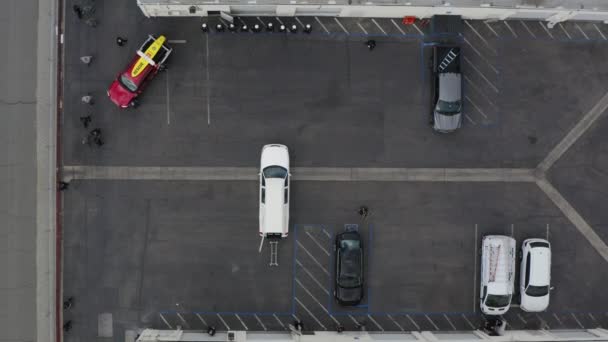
[435,100,461,115]
[263,166,288,179]
[485,294,511,308]
[526,285,549,297]
[119,74,138,92]
[338,240,362,288]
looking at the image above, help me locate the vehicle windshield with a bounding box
[263,166,288,179]
[435,100,462,115]
[485,294,511,308]
[338,240,362,288]
[119,74,138,92]
[526,285,549,297]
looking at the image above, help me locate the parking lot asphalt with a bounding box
[61,0,608,338]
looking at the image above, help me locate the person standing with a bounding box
[366,40,376,51]
[80,115,92,128]
[116,36,127,46]
[72,5,83,19]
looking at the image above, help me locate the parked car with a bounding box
[259,144,290,238]
[480,235,516,315]
[334,230,364,305]
[520,238,551,312]
[431,45,462,133]
[107,35,172,108]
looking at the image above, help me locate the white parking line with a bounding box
[296,259,330,294]
[167,39,187,44]
[463,37,499,75]
[305,231,330,256]
[357,22,368,35]
[465,96,489,119]
[205,35,211,126]
[559,23,572,39]
[295,278,332,316]
[575,23,590,40]
[160,313,173,329]
[465,114,477,125]
[462,314,476,330]
[412,23,424,35]
[520,21,536,39]
[322,229,332,239]
[292,313,300,322]
[334,18,349,34]
[295,17,305,29]
[315,17,330,34]
[503,21,518,38]
[539,21,555,39]
[176,312,188,326]
[368,314,384,331]
[391,19,406,35]
[473,224,478,312]
[552,313,563,326]
[387,314,405,331]
[444,314,457,330]
[217,314,230,330]
[588,313,598,324]
[463,56,499,93]
[349,314,359,325]
[295,297,327,330]
[274,314,287,330]
[165,69,171,125]
[235,314,249,330]
[256,17,266,26]
[196,313,208,326]
[510,223,515,237]
[297,241,330,275]
[254,314,267,331]
[371,19,387,35]
[464,20,496,54]
[484,22,499,37]
[517,313,527,324]
[407,315,421,330]
[425,315,440,330]
[593,23,607,40]
[546,224,550,241]
[571,313,584,328]
[275,17,284,25]
[463,75,499,109]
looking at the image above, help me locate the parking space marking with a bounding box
[168,39,187,44]
[322,229,332,239]
[160,313,173,329]
[315,17,330,34]
[503,21,518,38]
[349,314,359,325]
[275,17,284,25]
[235,314,249,330]
[552,313,563,326]
[484,22,499,37]
[391,19,406,35]
[465,115,477,125]
[274,314,287,330]
[575,23,590,40]
[425,315,440,331]
[196,313,208,326]
[520,21,536,39]
[297,241,330,275]
[571,313,584,328]
[539,22,554,39]
[217,314,230,330]
[412,23,424,35]
[256,17,266,26]
[443,314,457,330]
[334,18,349,34]
[292,313,300,322]
[357,22,368,35]
[254,314,267,331]
[465,96,489,119]
[176,312,188,327]
[546,224,550,241]
[465,20,496,54]
[462,314,476,330]
[463,38,499,75]
[406,315,421,330]
[387,314,405,331]
[296,278,331,315]
[517,313,527,324]
[593,24,607,40]
[368,314,384,331]
[295,297,327,330]
[588,313,598,324]
[558,23,572,39]
[205,35,211,125]
[371,19,387,35]
[296,259,330,294]
[510,223,514,237]
[463,75,499,110]
[463,56,499,93]
[473,224,478,312]
[305,231,330,256]
[166,69,171,125]
[295,17,305,29]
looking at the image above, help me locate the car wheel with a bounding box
[129,100,139,108]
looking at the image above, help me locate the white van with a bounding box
[480,235,516,315]
[259,144,290,238]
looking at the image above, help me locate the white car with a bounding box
[520,238,551,312]
[480,235,516,315]
[259,144,290,238]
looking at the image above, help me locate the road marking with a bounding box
[571,313,584,329]
[315,17,329,34]
[539,90,608,172]
[292,313,300,322]
[510,223,515,237]
[503,21,518,38]
[465,96,489,119]
[295,278,332,316]
[254,314,267,331]
[176,312,188,326]
[276,17,284,25]
[575,23,590,40]
[463,75,499,109]
[334,18,349,34]
[484,22,499,37]
[357,22,368,35]
[322,229,332,239]
[465,20,497,55]
[546,223,550,241]
[205,35,211,125]
[217,314,230,330]
[160,313,173,329]
[167,39,187,44]
[517,313,527,324]
[196,313,208,326]
[462,314,476,330]
[593,23,607,40]
[519,21,536,38]
[558,23,572,39]
[552,313,563,326]
[536,314,548,329]
[274,314,287,330]
[371,19,387,35]
[588,313,598,324]
[295,297,327,330]
[368,314,384,331]
[305,231,330,256]
[412,23,424,35]
[473,224,478,312]
[349,314,359,325]
[444,314,457,330]
[165,69,171,125]
[235,314,249,330]
[296,259,330,294]
[463,55,499,93]
[539,21,555,39]
[256,16,266,26]
[463,37,499,75]
[425,315,440,330]
[465,114,477,125]
[407,315,420,330]
[391,19,406,35]
[295,17,305,29]
[387,314,405,331]
[297,241,330,275]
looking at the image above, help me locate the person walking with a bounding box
[357,206,369,219]
[366,39,376,51]
[58,181,69,191]
[63,320,73,332]
[116,36,127,46]
[73,5,83,19]
[89,128,103,147]
[80,115,92,128]
[63,297,74,310]
[81,94,94,105]
[80,55,93,65]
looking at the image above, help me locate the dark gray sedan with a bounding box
[334,231,364,306]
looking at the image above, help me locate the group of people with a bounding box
[201,21,313,34]
[80,95,104,148]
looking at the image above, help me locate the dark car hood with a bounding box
[336,286,363,305]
